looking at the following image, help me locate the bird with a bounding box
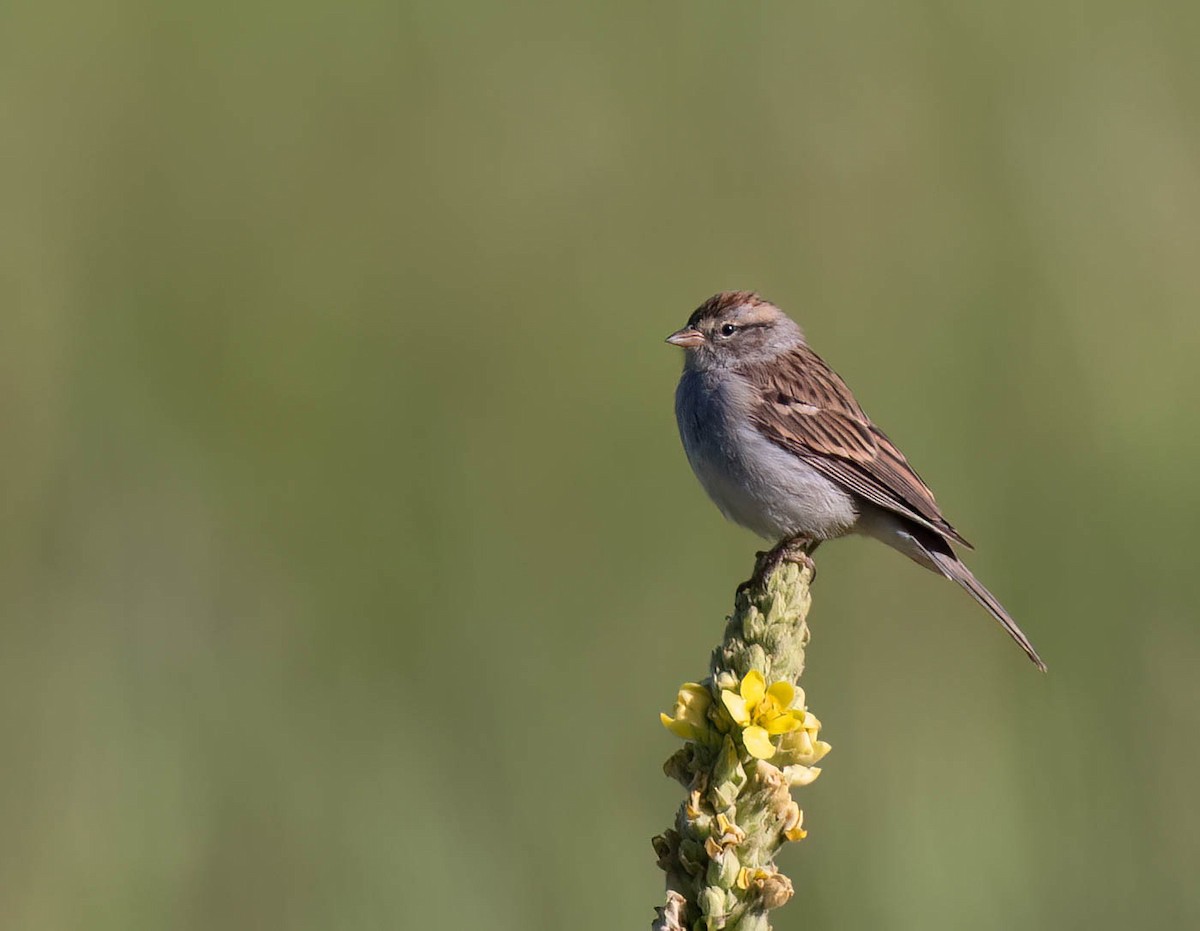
[666,290,1045,671]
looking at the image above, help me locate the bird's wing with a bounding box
[740,345,972,548]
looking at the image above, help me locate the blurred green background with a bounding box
[4,2,1200,929]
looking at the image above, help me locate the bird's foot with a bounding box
[739,537,819,594]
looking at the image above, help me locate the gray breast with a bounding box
[674,369,859,541]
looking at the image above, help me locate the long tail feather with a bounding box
[926,549,1047,672]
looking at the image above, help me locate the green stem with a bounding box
[653,554,829,931]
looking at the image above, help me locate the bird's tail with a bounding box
[861,512,1047,671]
[925,546,1047,672]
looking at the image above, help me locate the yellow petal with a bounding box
[766,680,795,709]
[742,725,777,759]
[740,670,766,706]
[721,690,750,725]
[678,683,712,712]
[764,711,802,735]
[783,764,821,787]
[679,695,710,729]
[660,713,696,740]
[783,808,807,842]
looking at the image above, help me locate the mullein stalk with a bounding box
[653,554,830,931]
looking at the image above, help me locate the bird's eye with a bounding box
[720,323,738,337]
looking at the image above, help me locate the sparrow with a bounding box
[666,290,1045,671]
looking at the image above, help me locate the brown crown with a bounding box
[687,290,768,327]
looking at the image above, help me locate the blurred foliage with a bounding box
[3,2,1200,929]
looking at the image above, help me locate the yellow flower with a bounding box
[775,707,831,767]
[737,866,795,908]
[660,682,713,740]
[720,670,804,759]
[781,801,807,842]
[736,866,768,891]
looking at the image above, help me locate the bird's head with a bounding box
[665,291,804,371]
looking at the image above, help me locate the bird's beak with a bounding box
[665,326,705,348]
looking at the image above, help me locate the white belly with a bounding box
[675,370,859,542]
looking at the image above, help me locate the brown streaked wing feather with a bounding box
[742,346,973,548]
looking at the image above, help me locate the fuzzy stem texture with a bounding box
[653,553,830,931]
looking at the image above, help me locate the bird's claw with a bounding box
[740,537,818,593]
